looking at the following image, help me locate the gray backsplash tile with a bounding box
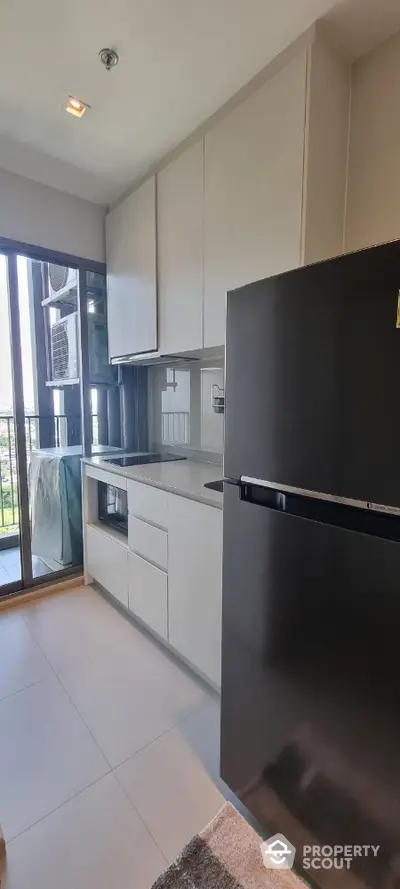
[148,358,225,459]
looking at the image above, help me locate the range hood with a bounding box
[110,345,224,367]
[110,351,200,367]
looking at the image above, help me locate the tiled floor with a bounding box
[0,584,228,889]
[0,546,52,585]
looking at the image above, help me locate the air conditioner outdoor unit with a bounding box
[48,264,78,301]
[50,313,79,381]
[48,265,103,302]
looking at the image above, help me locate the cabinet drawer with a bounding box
[128,551,168,640]
[86,525,128,608]
[127,480,168,528]
[128,515,168,571]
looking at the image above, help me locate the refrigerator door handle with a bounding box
[238,479,400,543]
[240,476,400,517]
[239,482,286,512]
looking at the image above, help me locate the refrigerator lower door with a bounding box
[221,483,400,888]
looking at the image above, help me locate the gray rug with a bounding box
[151,803,305,889]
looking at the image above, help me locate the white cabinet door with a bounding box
[86,525,128,608]
[128,551,168,640]
[106,176,157,359]
[167,495,223,687]
[158,141,204,354]
[203,50,307,347]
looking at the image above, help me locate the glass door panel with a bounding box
[0,254,109,596]
[17,256,84,581]
[80,267,115,456]
[0,254,23,592]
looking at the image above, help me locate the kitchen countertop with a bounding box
[83,457,224,509]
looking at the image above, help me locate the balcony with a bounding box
[0,413,98,542]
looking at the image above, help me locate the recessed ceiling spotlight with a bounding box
[65,96,90,119]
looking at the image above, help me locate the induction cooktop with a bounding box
[103,453,186,468]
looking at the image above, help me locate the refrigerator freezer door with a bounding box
[224,240,400,508]
[221,483,400,885]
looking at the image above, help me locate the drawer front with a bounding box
[128,551,168,640]
[86,524,128,607]
[127,480,168,528]
[128,515,168,571]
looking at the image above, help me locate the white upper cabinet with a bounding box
[157,141,204,355]
[106,176,157,359]
[302,32,350,264]
[345,29,400,252]
[203,51,307,349]
[105,28,349,357]
[202,30,349,348]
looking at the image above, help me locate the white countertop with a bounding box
[83,457,224,509]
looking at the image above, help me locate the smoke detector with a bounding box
[99,48,119,71]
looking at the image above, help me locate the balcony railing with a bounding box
[0,414,98,536]
[161,411,190,446]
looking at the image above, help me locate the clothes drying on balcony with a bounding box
[30,445,117,568]
[30,449,83,568]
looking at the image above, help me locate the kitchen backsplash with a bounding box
[148,357,225,457]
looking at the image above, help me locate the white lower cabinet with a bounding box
[128,515,168,571]
[86,525,128,608]
[127,480,168,528]
[128,551,168,640]
[167,494,223,687]
[85,469,223,689]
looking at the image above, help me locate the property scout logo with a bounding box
[260,835,296,869]
[260,833,380,872]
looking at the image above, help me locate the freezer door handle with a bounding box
[240,475,400,517]
[240,482,286,512]
[238,480,400,542]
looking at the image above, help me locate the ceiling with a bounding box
[324,0,400,59]
[1,0,400,206]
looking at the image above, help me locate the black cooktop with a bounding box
[103,453,186,468]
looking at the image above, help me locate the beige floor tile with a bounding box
[0,610,52,700]
[0,676,109,840]
[58,635,207,767]
[115,722,225,862]
[2,773,166,889]
[21,585,137,672]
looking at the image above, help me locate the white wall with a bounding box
[346,28,400,252]
[0,168,105,262]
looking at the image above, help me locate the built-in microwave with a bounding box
[98,482,128,536]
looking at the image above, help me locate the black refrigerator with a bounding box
[221,241,400,889]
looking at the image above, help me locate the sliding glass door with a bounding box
[0,253,29,591]
[0,245,108,599]
[0,253,20,587]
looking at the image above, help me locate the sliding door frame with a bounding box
[0,236,105,275]
[0,237,106,600]
[77,268,93,459]
[6,253,32,584]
